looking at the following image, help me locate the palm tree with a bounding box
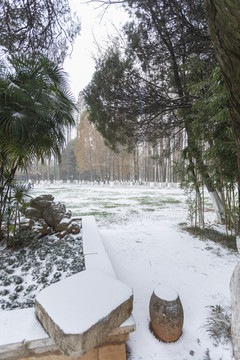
[0,55,76,240]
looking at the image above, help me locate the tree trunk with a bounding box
[205,3,240,357]
[0,162,18,240]
[208,190,225,224]
[205,0,240,230]
[186,122,225,223]
[230,262,240,359]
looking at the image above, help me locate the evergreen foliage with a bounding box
[0,0,81,62]
[205,0,240,186]
[0,54,76,240]
[85,0,240,236]
[84,0,214,144]
[84,1,217,221]
[203,304,232,345]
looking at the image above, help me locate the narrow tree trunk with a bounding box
[186,123,225,223]
[0,162,18,240]
[209,190,225,224]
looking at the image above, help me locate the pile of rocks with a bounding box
[21,194,81,239]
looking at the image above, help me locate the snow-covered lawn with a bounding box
[1,183,239,359]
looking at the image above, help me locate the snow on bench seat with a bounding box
[82,216,116,277]
[35,270,133,357]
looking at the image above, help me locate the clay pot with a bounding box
[149,285,184,342]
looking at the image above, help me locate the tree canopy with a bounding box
[84,0,240,228]
[204,0,240,188]
[0,0,81,62]
[84,0,215,149]
[0,54,76,239]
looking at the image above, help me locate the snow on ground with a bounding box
[3,182,239,359]
[0,233,84,310]
[101,215,236,360]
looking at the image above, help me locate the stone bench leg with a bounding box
[19,336,128,360]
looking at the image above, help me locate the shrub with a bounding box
[203,304,231,345]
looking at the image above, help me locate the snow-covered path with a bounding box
[101,218,237,359]
[33,183,239,359]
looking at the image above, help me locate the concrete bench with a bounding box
[0,216,135,360]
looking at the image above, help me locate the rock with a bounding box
[72,217,82,220]
[35,270,133,357]
[19,220,30,231]
[149,285,183,342]
[29,219,51,236]
[56,230,68,239]
[23,206,41,219]
[67,221,80,234]
[22,195,68,230]
[65,210,72,219]
[41,202,66,229]
[32,194,54,203]
[20,194,81,239]
[55,217,72,232]
[230,262,240,359]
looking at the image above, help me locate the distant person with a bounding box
[27,179,33,189]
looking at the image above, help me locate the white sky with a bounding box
[63,1,129,100]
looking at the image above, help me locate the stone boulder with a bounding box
[149,285,184,342]
[55,219,81,238]
[56,230,68,239]
[67,221,81,235]
[21,194,81,240]
[230,262,240,359]
[35,270,133,357]
[22,195,72,230]
[29,219,51,237]
[55,217,72,232]
[32,195,67,229]
[23,206,42,220]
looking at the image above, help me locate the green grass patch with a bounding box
[181,226,237,251]
[204,200,213,207]
[167,192,182,197]
[86,197,106,202]
[129,195,182,206]
[100,197,121,201]
[83,202,130,209]
[65,203,86,208]
[128,196,144,201]
[139,199,157,206]
[103,204,119,209]
[161,198,181,204]
[142,208,155,212]
[138,197,181,206]
[135,196,161,206]
[129,210,139,215]
[77,211,111,218]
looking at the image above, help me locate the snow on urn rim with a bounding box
[153,284,178,301]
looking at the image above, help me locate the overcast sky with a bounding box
[63,1,129,100]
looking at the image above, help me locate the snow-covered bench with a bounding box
[0,216,135,360]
